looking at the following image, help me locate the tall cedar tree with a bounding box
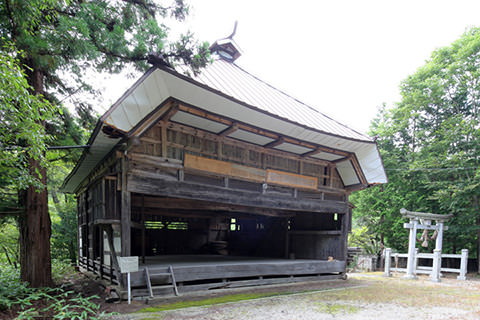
[1,0,210,287]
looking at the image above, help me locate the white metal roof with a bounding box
[62,59,387,193]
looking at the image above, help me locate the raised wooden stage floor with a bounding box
[130,255,346,296]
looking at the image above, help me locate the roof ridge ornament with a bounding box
[209,21,242,62]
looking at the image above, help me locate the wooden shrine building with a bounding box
[62,37,387,295]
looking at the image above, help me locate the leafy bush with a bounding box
[349,226,381,255]
[52,258,76,284]
[0,264,112,319]
[0,265,30,311]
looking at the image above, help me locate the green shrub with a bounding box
[0,265,31,311]
[52,258,76,283]
[0,264,113,319]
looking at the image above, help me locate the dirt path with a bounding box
[105,273,480,320]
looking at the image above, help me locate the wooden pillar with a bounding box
[161,125,167,158]
[141,195,146,264]
[284,218,290,259]
[121,154,131,257]
[103,225,122,286]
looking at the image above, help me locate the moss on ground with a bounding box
[316,302,361,315]
[138,292,294,313]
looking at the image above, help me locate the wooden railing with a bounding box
[78,256,119,285]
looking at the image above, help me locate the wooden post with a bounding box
[431,249,441,282]
[457,249,468,280]
[404,219,418,279]
[121,154,131,257]
[103,225,122,286]
[161,126,167,158]
[384,248,391,277]
[141,195,146,264]
[284,218,290,259]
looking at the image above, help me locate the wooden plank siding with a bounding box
[127,173,348,214]
[128,259,346,287]
[130,120,345,192]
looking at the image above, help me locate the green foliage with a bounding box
[1,0,211,286]
[50,192,78,263]
[0,0,210,102]
[0,219,19,267]
[0,263,110,319]
[0,42,56,192]
[0,265,30,311]
[352,27,480,256]
[348,226,381,255]
[51,258,76,284]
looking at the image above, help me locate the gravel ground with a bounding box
[107,274,480,320]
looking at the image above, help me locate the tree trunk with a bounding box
[17,66,53,287]
[18,159,52,287]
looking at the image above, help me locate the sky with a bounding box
[99,0,480,134]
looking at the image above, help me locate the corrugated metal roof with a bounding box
[191,59,371,142]
[62,58,387,193]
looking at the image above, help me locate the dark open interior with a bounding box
[129,194,345,262]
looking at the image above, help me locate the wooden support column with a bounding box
[121,154,131,257]
[141,195,146,264]
[103,224,122,286]
[161,125,167,158]
[284,218,290,259]
[341,208,350,262]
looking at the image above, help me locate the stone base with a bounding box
[402,274,418,280]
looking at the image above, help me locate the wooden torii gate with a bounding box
[400,208,452,281]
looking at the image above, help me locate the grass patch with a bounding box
[139,291,299,313]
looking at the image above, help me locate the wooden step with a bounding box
[144,265,179,298]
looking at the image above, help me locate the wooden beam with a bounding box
[178,104,232,126]
[175,104,349,158]
[263,137,284,149]
[162,105,179,122]
[103,224,122,286]
[349,154,368,186]
[301,148,322,158]
[127,173,349,214]
[236,123,279,140]
[218,123,239,137]
[131,195,297,217]
[155,121,331,166]
[128,101,172,137]
[266,169,318,190]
